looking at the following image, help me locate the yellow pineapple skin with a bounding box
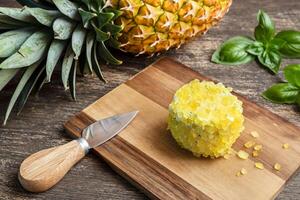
[111,0,232,54]
[168,80,244,158]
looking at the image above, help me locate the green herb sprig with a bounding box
[263,64,300,105]
[212,10,300,107]
[212,10,300,73]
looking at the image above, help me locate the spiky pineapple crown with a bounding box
[0,0,122,124]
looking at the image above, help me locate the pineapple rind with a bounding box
[168,79,244,158]
[115,0,232,54]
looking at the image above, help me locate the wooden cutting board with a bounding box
[64,57,300,200]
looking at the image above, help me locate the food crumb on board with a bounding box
[236,168,247,177]
[237,150,249,160]
[274,163,281,171]
[254,144,262,151]
[252,150,259,157]
[255,162,264,170]
[282,143,289,149]
[244,141,255,148]
[250,131,259,138]
[241,168,247,175]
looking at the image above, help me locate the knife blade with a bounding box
[82,111,138,149]
[18,111,138,193]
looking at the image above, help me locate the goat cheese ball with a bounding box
[168,80,244,158]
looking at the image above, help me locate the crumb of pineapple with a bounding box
[237,150,249,160]
[236,168,247,177]
[282,143,289,149]
[240,168,247,175]
[252,150,259,157]
[255,162,264,170]
[254,144,262,151]
[244,141,255,148]
[250,131,259,138]
[274,163,281,171]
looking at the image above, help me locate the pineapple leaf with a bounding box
[16,0,56,9]
[0,69,19,91]
[46,39,67,82]
[78,0,92,10]
[78,8,96,28]
[32,72,47,96]
[92,42,106,82]
[26,7,61,27]
[82,59,92,74]
[0,1,124,124]
[52,0,80,20]
[104,9,123,21]
[0,7,36,23]
[72,24,86,59]
[68,60,77,100]
[107,37,121,49]
[16,65,46,114]
[3,61,40,125]
[0,23,22,30]
[103,24,122,35]
[53,17,76,40]
[0,14,28,26]
[0,31,51,69]
[77,45,89,74]
[92,23,110,42]
[0,28,34,58]
[85,31,95,73]
[97,12,114,28]
[98,41,122,65]
[61,43,75,90]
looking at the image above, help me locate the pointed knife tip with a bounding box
[131,110,139,117]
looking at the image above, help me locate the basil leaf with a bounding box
[262,83,299,104]
[255,10,275,43]
[246,41,264,56]
[258,49,281,73]
[275,30,300,58]
[269,38,286,50]
[211,36,255,65]
[284,64,300,87]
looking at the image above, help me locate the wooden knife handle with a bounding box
[18,139,87,192]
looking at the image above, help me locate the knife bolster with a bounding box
[77,138,90,154]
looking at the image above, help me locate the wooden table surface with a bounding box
[0,0,299,199]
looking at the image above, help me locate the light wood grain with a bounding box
[65,57,300,199]
[19,140,85,193]
[1,1,300,200]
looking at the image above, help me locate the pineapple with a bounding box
[168,80,244,158]
[0,0,232,124]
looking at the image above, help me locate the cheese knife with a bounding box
[18,111,139,193]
